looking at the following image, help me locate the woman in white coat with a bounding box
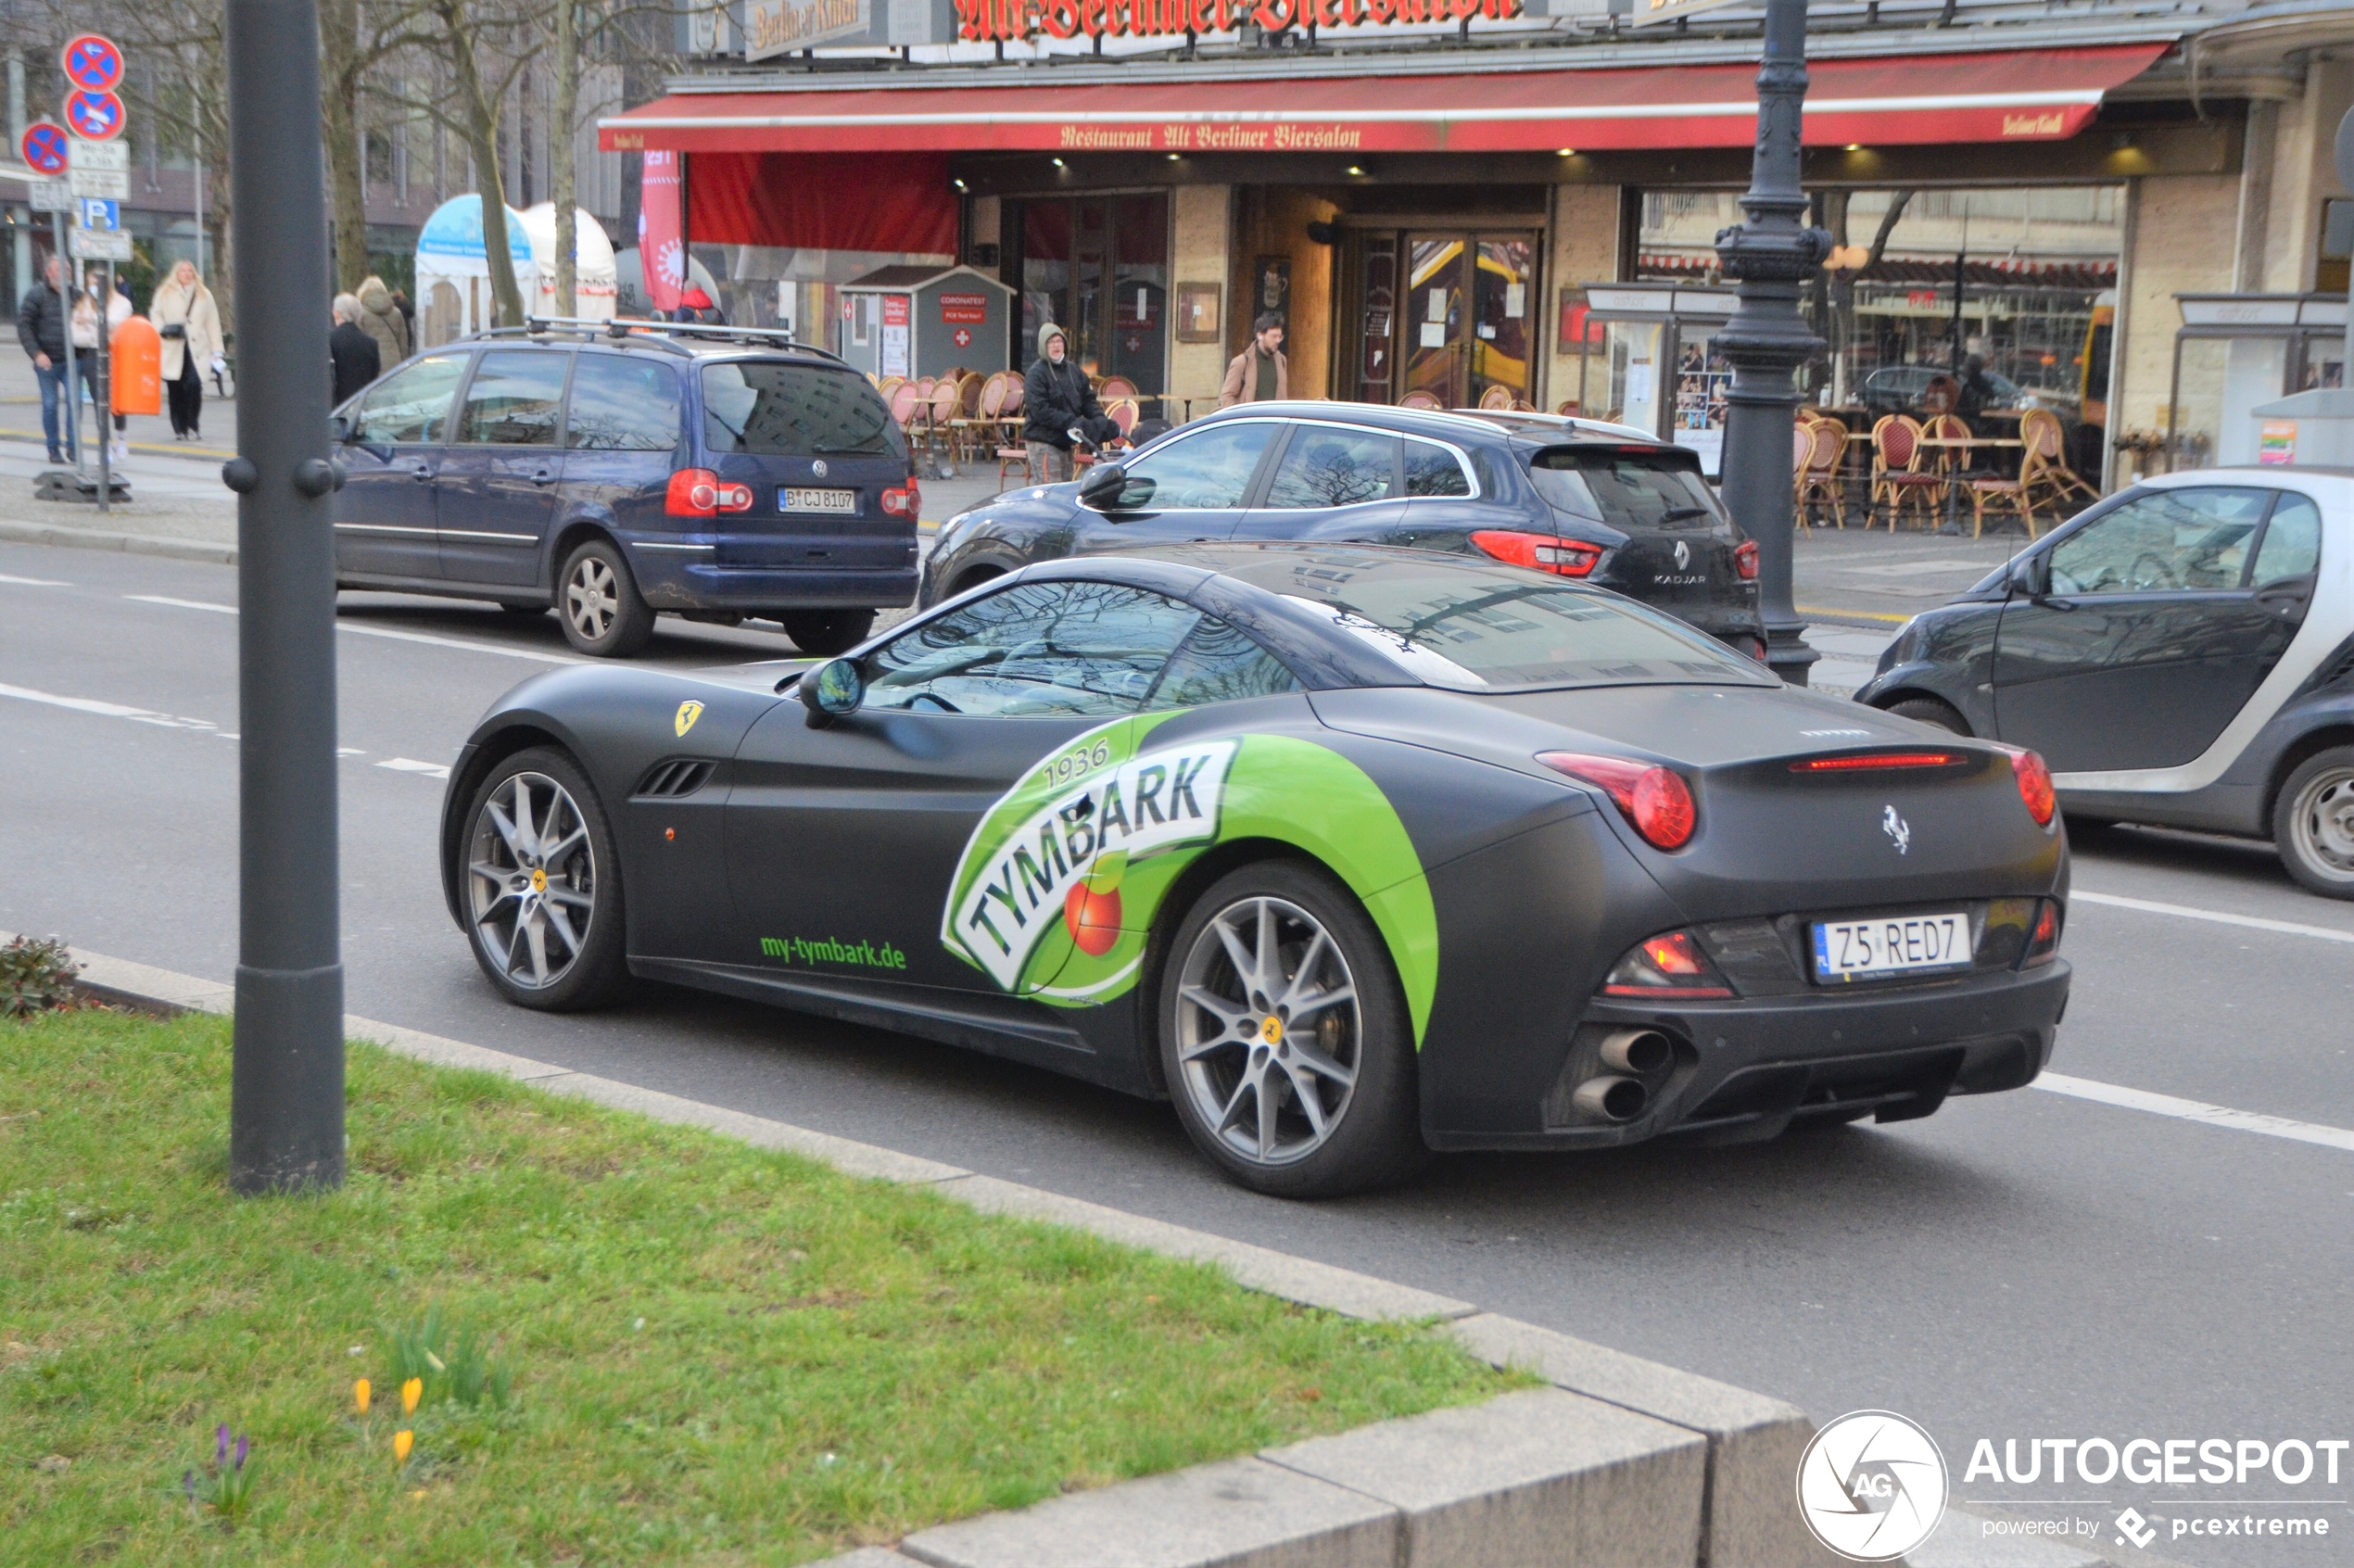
[149,259,224,441]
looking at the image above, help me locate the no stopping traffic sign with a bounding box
[20,120,70,174]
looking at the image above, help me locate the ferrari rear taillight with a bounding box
[1538,752,1697,850]
[1602,930,1734,999]
[666,468,752,516]
[2001,746,2057,826]
[2024,900,2063,967]
[880,478,921,518]
[1471,529,1603,578]
[1735,539,1759,580]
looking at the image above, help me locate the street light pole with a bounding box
[1713,0,1829,686]
[223,0,346,1194]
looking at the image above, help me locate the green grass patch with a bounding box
[0,1009,1519,1564]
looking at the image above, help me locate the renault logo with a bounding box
[1674,540,1691,570]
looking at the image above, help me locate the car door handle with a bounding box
[529,468,557,486]
[405,462,432,482]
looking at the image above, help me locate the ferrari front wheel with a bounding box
[459,747,629,1008]
[1159,862,1424,1198]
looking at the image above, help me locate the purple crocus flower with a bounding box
[215,1425,229,1466]
[234,1435,248,1472]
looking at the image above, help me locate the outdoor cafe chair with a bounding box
[1870,414,1945,531]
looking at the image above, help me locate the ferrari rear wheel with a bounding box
[460,747,629,1008]
[2274,747,2354,899]
[1160,862,1424,1198]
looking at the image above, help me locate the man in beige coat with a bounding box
[148,259,224,440]
[1219,314,1288,406]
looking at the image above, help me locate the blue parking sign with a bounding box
[77,197,120,231]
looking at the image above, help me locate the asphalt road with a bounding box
[6,536,2350,1567]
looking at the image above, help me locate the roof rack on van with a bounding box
[472,316,853,369]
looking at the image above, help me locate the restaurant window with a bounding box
[1012,194,1171,400]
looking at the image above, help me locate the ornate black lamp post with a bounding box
[1713,0,1830,685]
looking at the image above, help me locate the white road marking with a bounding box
[2034,1072,2354,1156]
[120,590,588,665]
[0,681,219,731]
[0,572,70,586]
[2073,889,2354,945]
[125,593,235,613]
[376,757,451,779]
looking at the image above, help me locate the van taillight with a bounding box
[666,469,749,516]
[880,477,921,519]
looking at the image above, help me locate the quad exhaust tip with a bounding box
[1573,1074,1650,1123]
[1599,1027,1673,1078]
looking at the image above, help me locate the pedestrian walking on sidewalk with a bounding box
[1022,322,1110,485]
[150,260,224,441]
[16,254,92,464]
[329,293,381,407]
[1219,314,1288,407]
[357,274,411,365]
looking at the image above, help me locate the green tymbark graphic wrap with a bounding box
[939,714,1440,1043]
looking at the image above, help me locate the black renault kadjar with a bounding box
[918,402,1766,658]
[330,321,920,657]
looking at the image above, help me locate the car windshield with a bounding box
[1524,448,1729,532]
[702,361,898,458]
[1221,550,1768,689]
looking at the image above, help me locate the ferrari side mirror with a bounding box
[1078,462,1128,512]
[799,657,865,727]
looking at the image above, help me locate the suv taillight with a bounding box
[1735,539,1759,580]
[880,477,921,519]
[666,469,753,517]
[1471,529,1602,577]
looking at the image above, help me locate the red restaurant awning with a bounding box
[602,44,2168,158]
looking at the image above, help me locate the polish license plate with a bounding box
[780,487,858,513]
[1812,912,1972,983]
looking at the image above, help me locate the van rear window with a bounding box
[1526,447,1728,532]
[702,362,900,458]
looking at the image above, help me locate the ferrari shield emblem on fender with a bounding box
[675,700,704,738]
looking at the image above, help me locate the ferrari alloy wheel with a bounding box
[559,538,655,657]
[2275,747,2354,899]
[1161,863,1424,1197]
[461,748,628,1008]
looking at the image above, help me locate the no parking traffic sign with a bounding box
[61,33,125,95]
[20,120,70,175]
[65,89,126,141]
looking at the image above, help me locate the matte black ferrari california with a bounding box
[441,544,2070,1196]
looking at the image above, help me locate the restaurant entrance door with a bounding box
[1348,230,1539,408]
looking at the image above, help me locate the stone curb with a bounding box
[19,935,2125,1567]
[0,515,238,564]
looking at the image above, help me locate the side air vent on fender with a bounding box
[634,758,715,799]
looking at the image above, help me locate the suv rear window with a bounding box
[1526,447,1728,533]
[702,361,899,459]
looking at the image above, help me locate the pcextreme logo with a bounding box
[937,716,1443,1034]
[1796,1410,1951,1562]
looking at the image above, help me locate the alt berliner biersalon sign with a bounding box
[955,0,1522,42]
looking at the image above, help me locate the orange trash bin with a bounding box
[112,315,162,417]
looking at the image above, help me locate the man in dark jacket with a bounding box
[1021,322,1110,484]
[329,292,381,407]
[17,255,90,464]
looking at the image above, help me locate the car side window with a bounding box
[565,354,682,451]
[862,580,1203,718]
[1105,423,1275,510]
[1403,440,1472,498]
[456,349,570,446]
[1143,616,1301,710]
[350,354,467,445]
[1263,426,1399,509]
[2045,487,2272,596]
[2252,495,2322,586]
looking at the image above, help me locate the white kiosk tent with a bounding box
[416,195,538,348]
[519,203,619,322]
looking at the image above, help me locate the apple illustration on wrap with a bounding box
[1064,850,1127,957]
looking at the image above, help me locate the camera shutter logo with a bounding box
[1795,1410,1949,1562]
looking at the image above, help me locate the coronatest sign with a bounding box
[954,0,1520,43]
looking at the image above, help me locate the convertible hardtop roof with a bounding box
[1183,399,1666,453]
[1066,538,1581,595]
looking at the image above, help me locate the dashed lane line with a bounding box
[125,593,234,613]
[376,757,451,780]
[0,571,70,586]
[120,592,586,664]
[2074,889,2354,945]
[0,682,469,782]
[2034,1073,2354,1156]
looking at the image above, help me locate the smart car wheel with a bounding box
[559,538,654,657]
[2273,746,2354,899]
[1159,862,1424,1198]
[459,747,628,1009]
[778,609,876,658]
